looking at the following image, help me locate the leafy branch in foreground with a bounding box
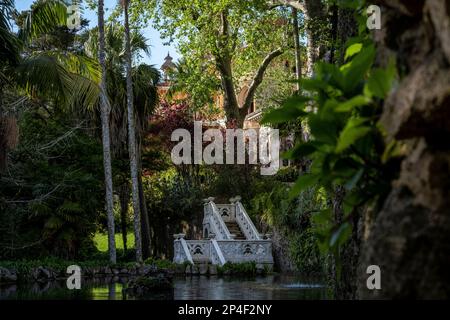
[262,39,401,254]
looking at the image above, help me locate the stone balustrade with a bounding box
[174,197,273,268]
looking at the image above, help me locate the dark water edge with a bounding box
[0,274,331,300]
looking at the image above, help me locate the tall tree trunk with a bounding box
[123,1,142,263]
[336,7,357,64]
[330,4,359,300]
[216,56,241,126]
[329,4,338,64]
[303,0,326,76]
[292,7,302,91]
[98,0,116,264]
[119,183,129,252]
[216,10,282,127]
[358,0,450,299]
[272,0,325,76]
[138,155,151,259]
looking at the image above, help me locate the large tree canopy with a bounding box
[131,0,291,125]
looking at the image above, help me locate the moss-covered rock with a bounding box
[123,274,173,297]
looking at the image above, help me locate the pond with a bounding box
[0,274,330,300]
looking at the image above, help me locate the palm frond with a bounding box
[19,0,68,42]
[14,53,100,110]
[132,64,160,131]
[0,0,20,66]
[130,31,150,57]
[44,51,101,84]
[15,54,68,102]
[84,23,150,66]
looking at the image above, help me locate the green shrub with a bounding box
[144,257,176,270]
[217,262,262,276]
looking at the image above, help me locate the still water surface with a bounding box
[0,275,330,300]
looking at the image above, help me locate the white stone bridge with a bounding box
[173,197,273,269]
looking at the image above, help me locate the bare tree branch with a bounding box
[241,48,284,113]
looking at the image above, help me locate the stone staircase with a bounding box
[225,221,246,240]
[173,197,273,269]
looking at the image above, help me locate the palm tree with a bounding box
[0,0,116,263]
[84,22,160,261]
[1,0,100,170]
[0,0,20,170]
[121,0,142,263]
[98,0,117,264]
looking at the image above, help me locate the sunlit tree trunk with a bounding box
[98,0,116,264]
[119,183,129,252]
[292,7,302,91]
[138,152,151,259]
[303,0,326,76]
[123,0,142,263]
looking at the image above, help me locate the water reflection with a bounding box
[0,274,329,300]
[174,275,328,300]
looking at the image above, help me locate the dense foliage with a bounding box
[0,110,106,259]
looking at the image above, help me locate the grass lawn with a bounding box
[94,233,135,252]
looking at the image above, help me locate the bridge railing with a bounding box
[204,201,232,240]
[216,240,273,265]
[175,239,273,266]
[235,201,262,240]
[173,234,194,265]
[214,204,236,222]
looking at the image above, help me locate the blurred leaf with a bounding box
[335,95,371,112]
[301,78,328,92]
[283,142,318,159]
[308,114,339,146]
[343,193,360,216]
[330,222,351,248]
[283,95,311,108]
[344,43,363,61]
[341,44,376,93]
[366,59,396,99]
[317,63,345,90]
[344,168,364,190]
[261,100,307,124]
[289,174,320,198]
[336,118,371,153]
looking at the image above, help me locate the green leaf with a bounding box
[366,59,396,99]
[289,174,320,198]
[301,78,328,92]
[317,63,345,90]
[333,157,361,179]
[330,222,351,248]
[336,118,371,153]
[344,43,363,61]
[341,44,376,93]
[343,193,360,216]
[283,142,317,159]
[283,95,311,108]
[261,96,308,124]
[381,140,403,163]
[344,168,364,190]
[335,95,371,112]
[308,114,339,146]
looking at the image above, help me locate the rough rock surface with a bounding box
[358,0,450,299]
